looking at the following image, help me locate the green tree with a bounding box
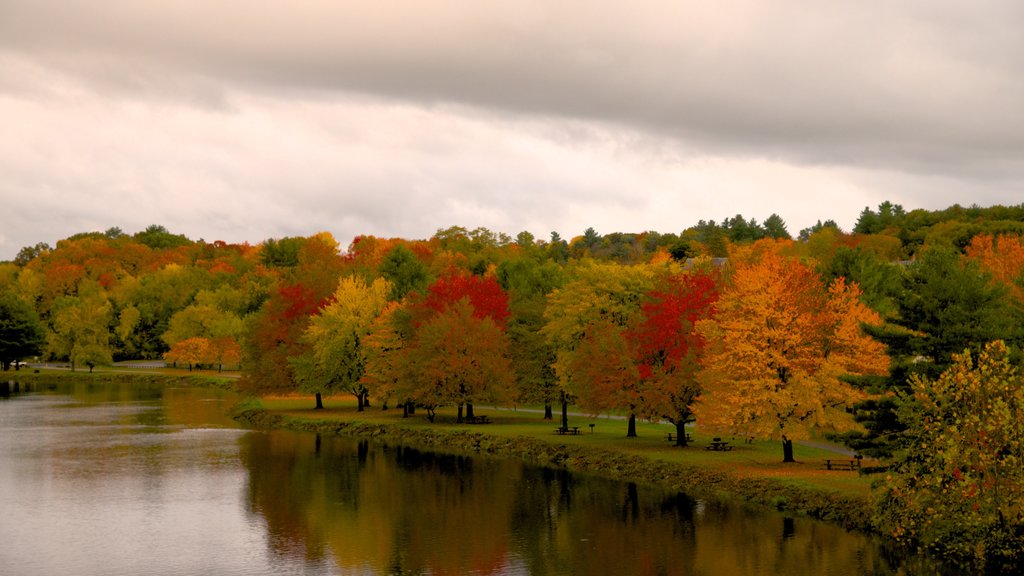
[844,247,1024,458]
[874,341,1024,570]
[763,214,792,240]
[0,292,45,370]
[48,284,114,372]
[379,244,430,301]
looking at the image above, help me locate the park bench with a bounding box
[822,458,860,471]
[555,426,581,435]
[463,415,491,424]
[665,432,693,443]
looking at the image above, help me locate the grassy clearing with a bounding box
[258,395,876,499]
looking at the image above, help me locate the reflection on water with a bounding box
[0,381,942,575]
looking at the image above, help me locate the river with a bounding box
[0,379,941,575]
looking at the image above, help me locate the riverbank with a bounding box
[233,397,878,533]
[5,369,877,532]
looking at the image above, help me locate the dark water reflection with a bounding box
[0,381,943,575]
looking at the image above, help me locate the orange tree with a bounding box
[696,245,888,461]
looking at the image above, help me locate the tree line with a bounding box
[2,205,1024,567]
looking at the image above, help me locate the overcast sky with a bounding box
[2,1,1023,260]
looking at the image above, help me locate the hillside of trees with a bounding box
[3,203,1024,567]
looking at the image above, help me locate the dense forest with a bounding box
[2,201,1024,567]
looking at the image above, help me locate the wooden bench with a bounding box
[555,426,581,435]
[464,415,490,424]
[665,432,693,443]
[822,459,860,471]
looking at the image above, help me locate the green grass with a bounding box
[259,395,876,497]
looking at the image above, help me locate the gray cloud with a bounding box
[1,1,1023,258]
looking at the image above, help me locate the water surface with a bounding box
[0,380,931,575]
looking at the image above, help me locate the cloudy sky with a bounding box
[2,1,1023,259]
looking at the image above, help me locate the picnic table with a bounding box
[665,432,693,443]
[464,415,491,424]
[555,426,581,435]
[705,437,733,451]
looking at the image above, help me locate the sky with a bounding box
[2,1,1023,260]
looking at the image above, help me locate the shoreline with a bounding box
[232,404,876,533]
[6,370,875,533]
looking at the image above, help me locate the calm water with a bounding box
[0,380,934,575]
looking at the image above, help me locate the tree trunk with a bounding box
[402,401,410,418]
[782,436,795,463]
[457,403,464,423]
[466,402,475,419]
[544,402,552,420]
[356,390,365,412]
[626,413,637,437]
[561,393,569,429]
[314,392,324,410]
[675,420,688,447]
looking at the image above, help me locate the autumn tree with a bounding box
[567,318,642,434]
[542,261,656,432]
[965,233,1024,302]
[874,341,1024,569]
[697,247,888,461]
[399,299,514,422]
[361,301,410,413]
[164,336,213,370]
[628,270,719,446]
[299,276,391,410]
[48,282,114,372]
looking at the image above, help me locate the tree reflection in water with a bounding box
[240,430,904,576]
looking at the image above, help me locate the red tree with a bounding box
[419,273,510,328]
[628,271,719,445]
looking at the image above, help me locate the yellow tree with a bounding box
[696,249,888,461]
[542,260,657,430]
[360,301,409,414]
[301,276,391,410]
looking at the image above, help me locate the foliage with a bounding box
[0,291,45,370]
[299,276,391,408]
[629,270,719,444]
[378,243,431,300]
[397,299,514,417]
[874,341,1024,569]
[696,244,888,460]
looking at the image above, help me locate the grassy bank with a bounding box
[3,367,237,390]
[234,395,879,532]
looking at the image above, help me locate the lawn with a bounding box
[259,394,876,498]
